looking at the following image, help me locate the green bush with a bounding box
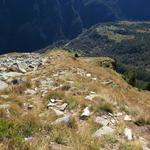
[123,70,136,86]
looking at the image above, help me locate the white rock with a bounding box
[24,137,33,141]
[85,94,98,101]
[59,103,68,111]
[95,116,110,126]
[47,102,56,108]
[115,112,123,117]
[18,63,27,73]
[86,73,91,77]
[92,126,115,138]
[90,91,96,94]
[124,115,132,121]
[81,106,92,118]
[101,80,113,85]
[50,99,56,103]
[0,72,23,79]
[25,89,36,95]
[108,113,114,117]
[28,105,34,110]
[110,119,116,124]
[51,115,71,125]
[124,128,133,140]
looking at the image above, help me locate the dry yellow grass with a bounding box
[0,49,149,149]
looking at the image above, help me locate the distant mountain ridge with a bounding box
[64,21,150,88]
[0,0,150,53]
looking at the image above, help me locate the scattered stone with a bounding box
[0,72,23,80]
[0,53,45,74]
[85,95,98,101]
[51,115,71,125]
[92,77,97,81]
[124,128,133,140]
[27,104,34,110]
[86,73,91,77]
[95,116,110,126]
[85,92,99,101]
[124,115,132,121]
[25,89,36,95]
[101,80,113,85]
[47,102,56,108]
[0,80,8,90]
[115,112,123,117]
[108,112,114,117]
[92,126,115,138]
[110,118,116,124]
[17,63,27,73]
[24,137,33,142]
[81,106,92,119]
[50,99,62,103]
[50,99,56,103]
[59,103,68,111]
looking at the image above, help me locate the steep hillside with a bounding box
[1,0,150,53]
[0,50,149,149]
[65,21,150,88]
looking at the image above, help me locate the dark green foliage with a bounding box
[67,22,150,90]
[123,70,136,86]
[143,83,150,91]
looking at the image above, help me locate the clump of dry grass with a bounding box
[116,119,127,135]
[6,94,23,107]
[95,102,114,115]
[119,141,142,150]
[10,77,32,94]
[46,90,66,100]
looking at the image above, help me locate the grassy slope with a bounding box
[65,21,150,88]
[0,50,149,149]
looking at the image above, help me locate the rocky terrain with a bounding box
[0,50,149,150]
[1,0,150,52]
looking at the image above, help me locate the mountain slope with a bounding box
[65,21,150,87]
[0,50,149,149]
[1,0,150,53]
